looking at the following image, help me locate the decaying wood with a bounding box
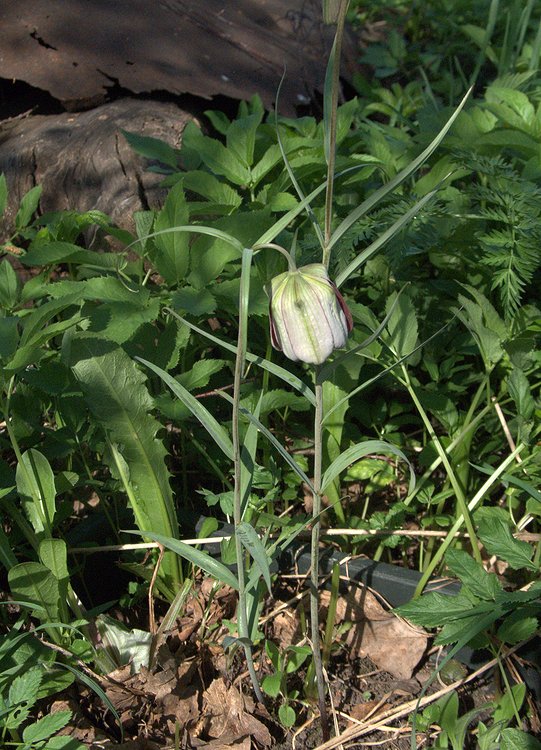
[0,99,192,234]
[0,0,350,114]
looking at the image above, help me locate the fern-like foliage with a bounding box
[474,172,541,320]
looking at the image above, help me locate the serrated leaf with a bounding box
[22,710,71,743]
[8,666,42,708]
[445,548,501,600]
[497,614,538,645]
[177,359,227,391]
[124,530,239,590]
[478,517,536,571]
[68,335,180,584]
[396,591,480,628]
[171,285,216,315]
[236,522,272,592]
[153,181,190,285]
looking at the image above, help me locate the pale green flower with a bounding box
[267,263,353,365]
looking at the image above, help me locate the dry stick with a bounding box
[311,638,534,750]
[69,527,541,554]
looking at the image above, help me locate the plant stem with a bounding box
[311,371,330,740]
[232,249,264,703]
[322,0,348,270]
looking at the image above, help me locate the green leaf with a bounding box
[8,562,60,621]
[497,613,538,645]
[384,290,419,360]
[22,710,71,743]
[0,316,19,360]
[0,259,20,309]
[68,335,180,584]
[236,522,272,592]
[396,592,480,628]
[16,449,56,537]
[330,87,472,257]
[322,440,414,496]
[8,666,42,708]
[171,285,216,315]
[167,310,315,405]
[226,113,261,168]
[20,241,87,267]
[121,130,180,169]
[15,185,42,230]
[262,672,282,698]
[185,129,251,185]
[500,728,541,750]
[182,170,241,207]
[152,181,190,284]
[445,549,501,600]
[278,703,297,727]
[478,516,536,571]
[124,530,239,590]
[177,359,227,391]
[136,356,233,460]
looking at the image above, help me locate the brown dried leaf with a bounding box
[321,587,428,680]
[201,678,272,747]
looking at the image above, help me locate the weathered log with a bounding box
[0,0,344,115]
[0,99,192,235]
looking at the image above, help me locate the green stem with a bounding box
[311,372,330,739]
[322,0,348,270]
[232,258,264,704]
[401,365,483,567]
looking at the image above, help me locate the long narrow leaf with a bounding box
[124,530,239,590]
[165,309,315,405]
[237,522,272,593]
[220,392,316,494]
[321,440,415,495]
[335,185,442,288]
[330,88,472,257]
[136,356,234,460]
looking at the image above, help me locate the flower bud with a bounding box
[267,263,353,365]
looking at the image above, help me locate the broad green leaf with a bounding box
[8,562,60,621]
[185,128,251,185]
[0,316,19,360]
[262,672,282,698]
[68,335,180,584]
[39,538,69,611]
[236,522,272,592]
[153,181,190,284]
[22,710,71,744]
[177,359,227,391]
[497,613,539,645]
[493,683,526,725]
[124,530,239,590]
[384,290,419,360]
[136,356,233,460]
[445,549,501,601]
[500,728,541,750]
[478,516,536,571]
[278,704,296,727]
[0,259,20,309]
[121,129,180,169]
[182,170,241,207]
[0,525,17,569]
[322,440,414,496]
[171,285,216,315]
[8,666,42,708]
[20,241,87,267]
[16,449,56,537]
[15,185,42,230]
[226,113,261,168]
[396,592,480,628]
